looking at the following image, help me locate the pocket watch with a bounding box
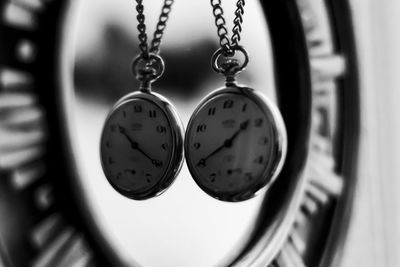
[99,0,184,200]
[185,1,288,202]
[185,79,287,202]
[100,89,184,200]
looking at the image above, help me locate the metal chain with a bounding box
[135,0,174,58]
[210,0,245,56]
[231,0,245,47]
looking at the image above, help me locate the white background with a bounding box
[342,1,400,266]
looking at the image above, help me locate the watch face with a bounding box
[100,97,175,199]
[185,88,286,201]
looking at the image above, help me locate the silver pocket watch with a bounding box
[100,54,184,200]
[185,47,288,202]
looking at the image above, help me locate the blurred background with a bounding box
[341,1,400,266]
[75,1,400,265]
[72,0,400,264]
[0,0,399,266]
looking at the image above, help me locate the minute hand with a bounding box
[198,120,250,165]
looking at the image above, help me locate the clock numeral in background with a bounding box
[254,156,264,164]
[208,107,216,116]
[161,143,169,150]
[149,110,157,118]
[134,105,143,113]
[255,118,264,127]
[196,124,207,133]
[223,100,234,109]
[157,125,167,134]
[193,142,201,150]
[106,141,111,148]
[123,110,127,118]
[110,124,117,132]
[242,103,248,112]
[210,173,217,183]
[108,157,115,165]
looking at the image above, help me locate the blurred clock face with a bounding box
[100,98,173,198]
[185,91,284,201]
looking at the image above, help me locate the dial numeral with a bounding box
[197,159,206,168]
[259,136,269,145]
[134,105,143,113]
[223,100,234,109]
[106,141,111,148]
[254,156,264,164]
[149,110,157,118]
[108,157,115,165]
[110,125,117,132]
[193,142,201,150]
[145,173,152,183]
[153,161,163,168]
[208,107,216,116]
[255,118,264,127]
[123,110,127,118]
[242,103,248,112]
[210,173,217,183]
[196,124,207,133]
[161,143,169,151]
[156,125,167,134]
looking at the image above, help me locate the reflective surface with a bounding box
[71,0,274,266]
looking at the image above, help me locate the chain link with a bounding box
[135,0,174,58]
[210,0,245,56]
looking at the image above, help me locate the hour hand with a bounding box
[118,125,138,147]
[118,125,155,160]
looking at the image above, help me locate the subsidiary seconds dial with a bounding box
[185,86,287,202]
[100,92,184,200]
